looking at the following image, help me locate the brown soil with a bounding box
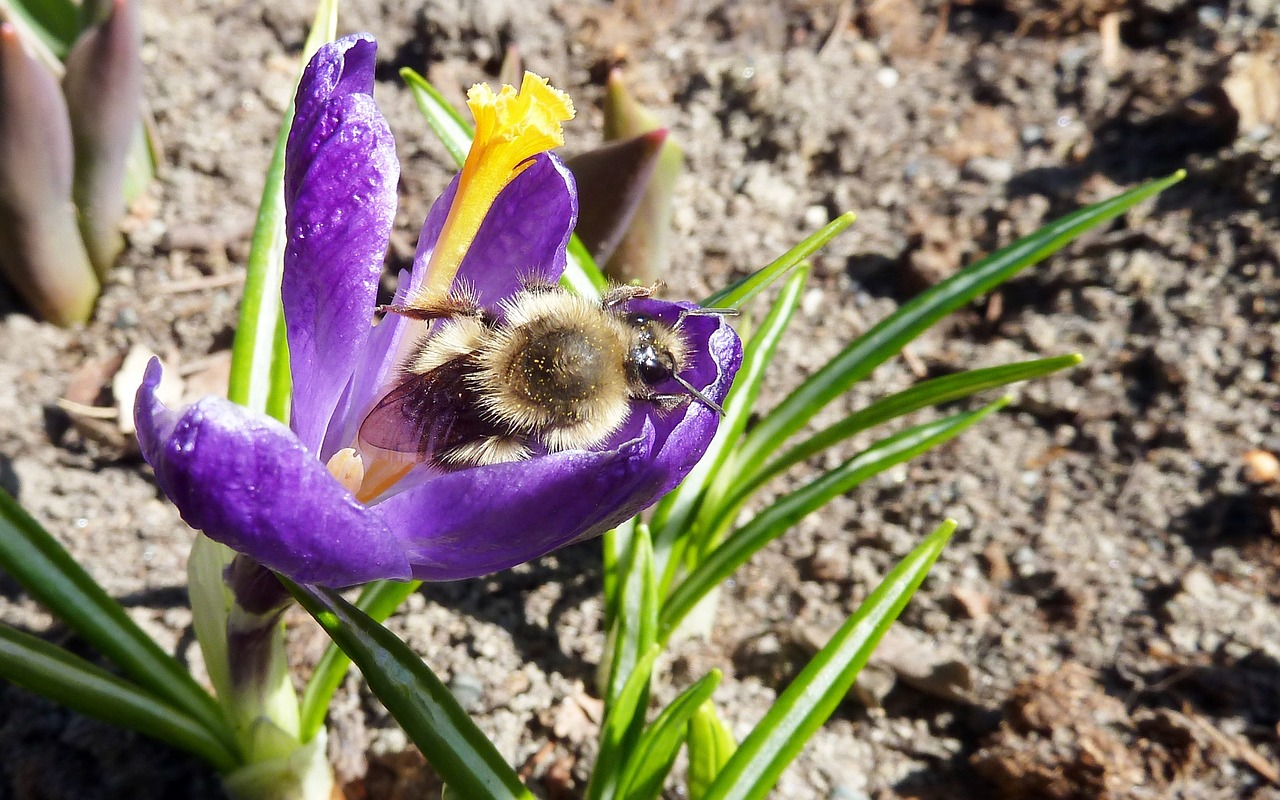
[3,1,1280,798]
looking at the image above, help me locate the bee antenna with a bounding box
[672,374,727,416]
[675,306,740,330]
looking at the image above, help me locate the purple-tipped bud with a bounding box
[0,24,99,325]
[62,0,142,277]
[566,128,668,265]
[602,68,684,284]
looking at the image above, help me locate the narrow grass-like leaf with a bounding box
[400,67,607,296]
[687,701,737,800]
[401,67,471,168]
[0,623,240,772]
[730,170,1184,479]
[1,0,80,58]
[702,213,854,310]
[288,582,533,800]
[605,524,657,707]
[0,490,233,751]
[585,644,661,800]
[564,235,608,296]
[600,518,634,635]
[651,266,808,591]
[227,0,338,417]
[616,665,727,798]
[615,670,722,800]
[299,578,422,742]
[661,399,1007,636]
[701,520,955,800]
[725,354,1082,510]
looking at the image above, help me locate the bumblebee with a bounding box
[359,282,728,470]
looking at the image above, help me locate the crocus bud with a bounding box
[62,0,142,277]
[602,68,684,285]
[566,128,668,265]
[0,24,99,325]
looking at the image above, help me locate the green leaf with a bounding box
[401,67,471,169]
[600,517,635,635]
[0,0,81,58]
[702,213,854,309]
[287,582,533,800]
[729,170,1185,482]
[400,67,607,296]
[604,524,658,708]
[585,645,661,800]
[687,701,737,800]
[122,117,158,206]
[651,265,808,592]
[615,670,721,800]
[0,489,234,754]
[299,578,421,742]
[0,623,240,772]
[564,234,608,296]
[700,520,955,800]
[661,399,1008,637]
[227,0,338,418]
[725,354,1083,513]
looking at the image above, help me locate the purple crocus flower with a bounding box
[135,34,741,587]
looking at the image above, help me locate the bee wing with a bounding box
[359,359,507,465]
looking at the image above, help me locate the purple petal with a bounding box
[283,34,398,453]
[456,153,577,307]
[374,304,742,581]
[321,153,577,459]
[287,34,379,192]
[377,435,658,581]
[136,360,411,586]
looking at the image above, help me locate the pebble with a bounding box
[1020,124,1044,146]
[875,66,899,88]
[113,308,139,329]
[803,204,830,230]
[1197,5,1223,25]
[448,670,485,712]
[962,156,1015,184]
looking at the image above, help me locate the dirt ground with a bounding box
[3,0,1280,798]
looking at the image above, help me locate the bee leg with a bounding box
[634,391,687,414]
[602,281,664,308]
[380,294,496,326]
[517,274,561,294]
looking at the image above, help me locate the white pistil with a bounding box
[325,448,366,497]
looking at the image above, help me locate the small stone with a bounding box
[962,156,1015,184]
[113,307,139,329]
[1243,450,1280,484]
[1020,124,1044,146]
[1197,5,1223,25]
[983,542,1012,582]
[875,66,899,88]
[951,587,992,620]
[829,785,870,800]
[448,671,485,712]
[808,542,849,583]
[803,204,830,229]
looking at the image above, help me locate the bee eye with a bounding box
[635,345,674,385]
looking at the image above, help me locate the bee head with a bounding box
[622,310,730,416]
[626,314,679,387]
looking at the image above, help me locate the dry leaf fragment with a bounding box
[114,344,183,434]
[1222,49,1280,135]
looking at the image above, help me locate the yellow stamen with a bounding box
[356,457,414,505]
[414,72,574,303]
[325,448,366,496]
